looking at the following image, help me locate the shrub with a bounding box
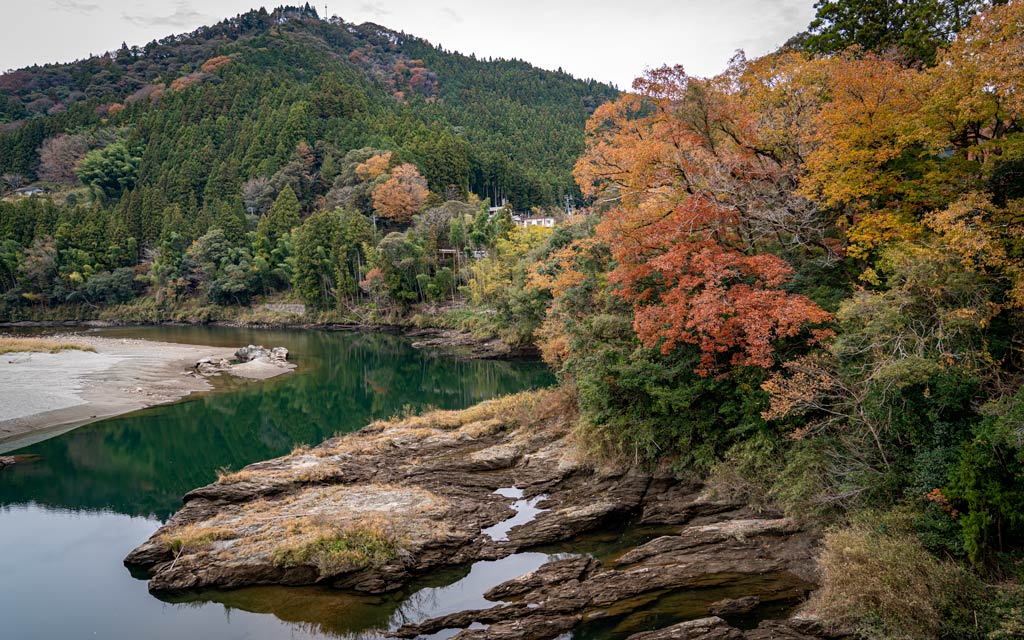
[813,523,983,639]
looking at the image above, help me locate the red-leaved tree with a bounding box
[576,64,831,376]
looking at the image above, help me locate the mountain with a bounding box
[0,4,618,209]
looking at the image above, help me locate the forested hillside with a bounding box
[0,4,615,319]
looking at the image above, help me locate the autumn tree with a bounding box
[38,133,89,185]
[355,151,393,181]
[798,53,930,260]
[922,0,1024,162]
[576,65,832,376]
[372,163,429,224]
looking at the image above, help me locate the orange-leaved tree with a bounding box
[576,64,831,376]
[372,163,428,224]
[798,52,929,261]
[356,151,393,182]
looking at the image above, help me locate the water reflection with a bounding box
[168,553,561,640]
[0,326,553,640]
[0,326,553,518]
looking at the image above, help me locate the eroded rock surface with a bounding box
[626,617,744,640]
[126,389,822,639]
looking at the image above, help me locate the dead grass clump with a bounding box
[216,467,257,484]
[294,463,340,483]
[0,337,95,355]
[271,517,400,576]
[812,523,977,639]
[513,386,576,430]
[367,389,567,434]
[160,524,235,554]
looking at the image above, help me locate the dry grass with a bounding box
[0,337,95,355]
[215,467,257,484]
[271,515,401,576]
[810,523,976,639]
[160,524,236,554]
[368,388,571,434]
[159,484,450,569]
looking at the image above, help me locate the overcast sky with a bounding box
[2,0,817,88]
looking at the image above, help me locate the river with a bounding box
[0,326,554,640]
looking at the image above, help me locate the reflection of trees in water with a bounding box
[0,328,552,519]
[166,585,403,640]
[387,584,445,628]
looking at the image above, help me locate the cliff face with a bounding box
[126,389,831,639]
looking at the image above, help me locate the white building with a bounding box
[516,216,556,228]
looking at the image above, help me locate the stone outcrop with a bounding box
[233,345,289,364]
[622,616,853,640]
[126,389,823,639]
[192,345,293,380]
[626,617,744,640]
[0,454,40,469]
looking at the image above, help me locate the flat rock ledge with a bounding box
[126,389,828,639]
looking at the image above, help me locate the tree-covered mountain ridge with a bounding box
[0,3,618,207]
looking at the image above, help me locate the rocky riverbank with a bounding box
[126,389,837,639]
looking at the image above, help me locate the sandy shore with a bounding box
[0,335,292,452]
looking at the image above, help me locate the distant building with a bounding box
[14,186,45,197]
[516,216,556,229]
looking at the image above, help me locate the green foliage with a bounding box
[185,228,259,306]
[291,207,372,308]
[947,391,1024,564]
[257,186,301,252]
[365,232,426,306]
[801,0,989,65]
[76,141,140,199]
[573,336,770,469]
[72,268,138,305]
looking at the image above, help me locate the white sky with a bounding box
[2,1,817,88]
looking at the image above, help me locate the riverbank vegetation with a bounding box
[533,1,1023,636]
